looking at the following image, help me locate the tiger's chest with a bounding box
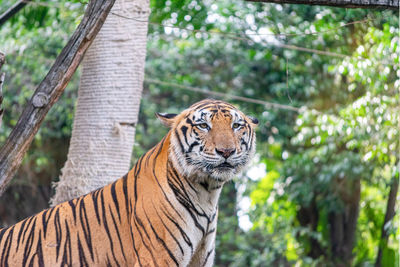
[130,180,221,267]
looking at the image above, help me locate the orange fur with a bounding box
[0,99,257,266]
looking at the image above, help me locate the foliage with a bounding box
[0,0,398,266]
[0,0,83,224]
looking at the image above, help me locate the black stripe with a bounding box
[122,174,130,219]
[54,209,62,261]
[60,219,72,266]
[16,217,29,250]
[160,204,193,254]
[91,190,102,225]
[0,227,8,247]
[41,206,55,239]
[167,178,206,235]
[77,235,89,267]
[21,216,34,245]
[203,248,214,266]
[108,205,127,262]
[151,201,184,255]
[110,182,121,222]
[150,139,186,223]
[79,197,95,261]
[187,141,199,153]
[167,163,209,224]
[169,161,198,194]
[129,228,142,267]
[22,218,37,266]
[67,200,77,223]
[185,118,195,126]
[35,229,44,267]
[206,228,216,236]
[180,126,189,146]
[174,129,186,153]
[143,207,179,266]
[1,227,13,266]
[100,192,121,267]
[131,218,158,266]
[41,210,49,239]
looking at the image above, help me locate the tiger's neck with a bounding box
[133,131,223,210]
[135,131,222,220]
[165,131,223,210]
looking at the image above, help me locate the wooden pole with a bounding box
[0,0,116,196]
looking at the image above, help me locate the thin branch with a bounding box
[113,12,374,38]
[145,78,300,112]
[0,0,116,196]
[0,0,31,27]
[0,52,5,128]
[20,3,387,63]
[0,52,5,70]
[112,12,374,61]
[246,0,399,10]
[375,173,399,267]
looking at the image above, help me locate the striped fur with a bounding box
[0,99,257,266]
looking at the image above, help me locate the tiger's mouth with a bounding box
[214,162,234,170]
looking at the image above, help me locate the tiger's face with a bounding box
[157,99,258,184]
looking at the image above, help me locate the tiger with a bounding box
[0,99,258,266]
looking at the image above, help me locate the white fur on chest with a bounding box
[167,182,221,266]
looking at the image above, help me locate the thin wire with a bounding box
[286,57,292,103]
[111,12,369,60]
[22,0,374,39]
[111,12,372,38]
[397,7,400,266]
[264,18,372,37]
[145,78,300,112]
[20,2,380,61]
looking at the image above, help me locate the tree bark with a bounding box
[0,0,116,196]
[329,178,361,266]
[0,52,5,128]
[375,174,399,267]
[50,0,150,205]
[246,0,399,10]
[297,196,325,259]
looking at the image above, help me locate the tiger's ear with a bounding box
[247,115,259,126]
[156,113,178,127]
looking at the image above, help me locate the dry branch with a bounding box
[0,52,5,69]
[0,0,31,27]
[246,0,399,10]
[0,52,5,127]
[0,0,116,196]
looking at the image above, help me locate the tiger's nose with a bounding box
[215,148,236,159]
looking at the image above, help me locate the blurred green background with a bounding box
[0,0,398,266]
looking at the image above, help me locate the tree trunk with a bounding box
[297,196,325,259]
[50,0,150,205]
[329,178,361,266]
[246,0,399,9]
[375,174,399,267]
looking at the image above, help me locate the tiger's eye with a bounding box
[232,123,240,129]
[199,123,208,129]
